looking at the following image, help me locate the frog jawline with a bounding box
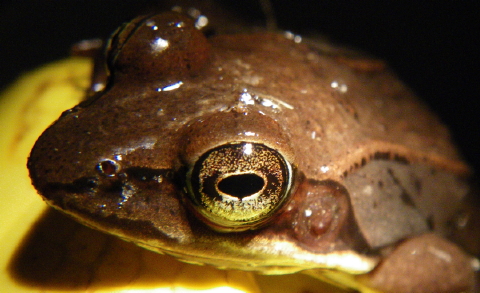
[137,238,379,275]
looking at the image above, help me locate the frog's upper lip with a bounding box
[136,236,379,275]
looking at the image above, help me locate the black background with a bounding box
[1,0,479,173]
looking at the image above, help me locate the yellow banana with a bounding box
[0,57,354,293]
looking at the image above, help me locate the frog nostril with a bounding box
[96,159,120,177]
[217,174,264,199]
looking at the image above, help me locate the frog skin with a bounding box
[27,11,478,293]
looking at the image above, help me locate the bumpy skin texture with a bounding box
[28,11,476,291]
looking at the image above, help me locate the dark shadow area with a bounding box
[8,208,185,290]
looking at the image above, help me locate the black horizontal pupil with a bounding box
[217,174,264,199]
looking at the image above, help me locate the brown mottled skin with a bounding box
[28,11,477,292]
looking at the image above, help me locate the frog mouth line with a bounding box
[136,237,379,275]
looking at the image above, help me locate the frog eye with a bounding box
[106,11,210,82]
[186,142,293,232]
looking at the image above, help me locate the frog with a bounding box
[27,9,479,293]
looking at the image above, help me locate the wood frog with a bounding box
[27,9,479,293]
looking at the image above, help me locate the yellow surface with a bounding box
[0,57,354,293]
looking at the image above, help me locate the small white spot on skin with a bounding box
[151,37,169,52]
[320,165,330,173]
[153,175,163,183]
[283,31,302,43]
[217,105,229,112]
[244,131,256,136]
[145,20,158,30]
[284,31,294,39]
[118,185,135,207]
[257,94,294,110]
[311,131,316,139]
[238,89,294,111]
[304,209,312,217]
[331,80,348,93]
[427,246,452,263]
[260,99,275,108]
[239,91,255,105]
[112,137,157,156]
[157,81,184,92]
[114,154,123,161]
[92,83,106,92]
[195,15,208,29]
[362,185,373,195]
